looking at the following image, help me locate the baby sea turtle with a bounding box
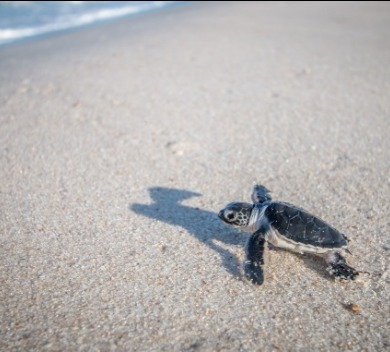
[218,184,358,285]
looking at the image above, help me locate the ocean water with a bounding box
[0,1,178,46]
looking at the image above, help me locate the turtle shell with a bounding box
[265,202,348,248]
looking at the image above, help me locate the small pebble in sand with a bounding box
[345,303,361,313]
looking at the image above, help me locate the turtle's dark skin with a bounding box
[218,184,358,285]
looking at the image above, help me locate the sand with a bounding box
[1,1,389,351]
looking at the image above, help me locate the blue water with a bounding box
[0,1,178,46]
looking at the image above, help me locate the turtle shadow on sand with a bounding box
[130,187,245,279]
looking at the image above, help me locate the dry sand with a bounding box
[1,1,389,351]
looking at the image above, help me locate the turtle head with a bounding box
[218,202,253,228]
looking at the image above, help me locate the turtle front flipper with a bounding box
[244,229,267,285]
[251,184,272,204]
[326,252,359,281]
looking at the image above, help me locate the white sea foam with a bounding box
[0,1,176,45]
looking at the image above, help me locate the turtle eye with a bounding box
[225,210,237,222]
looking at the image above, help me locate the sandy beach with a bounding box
[1,1,389,351]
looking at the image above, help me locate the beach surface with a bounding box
[1,2,389,351]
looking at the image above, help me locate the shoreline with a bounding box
[0,1,190,48]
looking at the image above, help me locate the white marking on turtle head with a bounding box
[218,202,253,228]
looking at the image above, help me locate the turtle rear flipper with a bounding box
[326,252,358,280]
